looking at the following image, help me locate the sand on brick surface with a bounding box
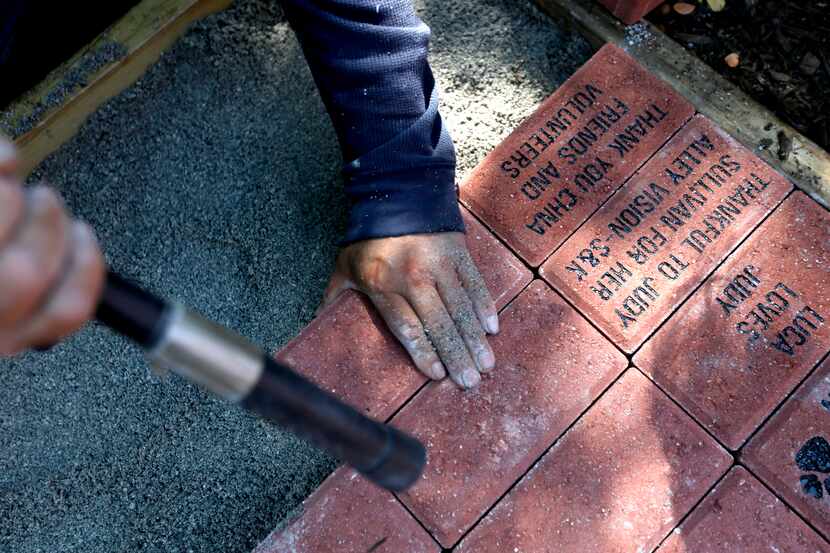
[0,1,590,551]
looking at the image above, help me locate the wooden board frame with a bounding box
[535,0,830,208]
[4,0,232,177]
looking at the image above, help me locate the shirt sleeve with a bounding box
[280,0,465,244]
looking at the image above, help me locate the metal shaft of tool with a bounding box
[95,271,425,492]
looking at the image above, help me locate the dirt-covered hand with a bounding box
[320,232,499,388]
[0,137,105,355]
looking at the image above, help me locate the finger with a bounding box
[317,271,352,315]
[436,271,495,373]
[0,177,26,247]
[0,186,70,327]
[370,292,445,380]
[407,285,480,389]
[457,251,499,334]
[0,139,18,177]
[1,222,104,354]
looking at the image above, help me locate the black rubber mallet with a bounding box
[95,270,425,492]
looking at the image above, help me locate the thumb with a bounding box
[317,271,353,316]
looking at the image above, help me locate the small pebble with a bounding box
[724,53,740,68]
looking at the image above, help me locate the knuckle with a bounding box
[396,322,423,344]
[51,296,94,332]
[355,257,392,294]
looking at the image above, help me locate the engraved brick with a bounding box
[253,467,439,553]
[634,192,830,449]
[744,356,830,539]
[456,369,731,553]
[657,466,828,552]
[460,43,694,267]
[540,114,791,352]
[598,0,665,25]
[276,209,532,420]
[392,280,626,547]
[462,206,533,310]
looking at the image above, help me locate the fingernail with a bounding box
[461,369,480,388]
[430,362,446,379]
[478,350,495,371]
[486,315,499,334]
[0,140,14,165]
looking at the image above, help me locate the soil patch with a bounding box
[650,1,830,151]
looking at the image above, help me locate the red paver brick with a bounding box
[277,290,426,420]
[657,466,829,553]
[460,43,694,267]
[392,280,626,547]
[462,206,533,310]
[456,368,731,553]
[744,355,830,539]
[634,192,830,449]
[540,114,791,352]
[276,211,531,420]
[598,0,665,25]
[253,467,439,553]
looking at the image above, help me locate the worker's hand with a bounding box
[0,137,105,356]
[320,232,499,388]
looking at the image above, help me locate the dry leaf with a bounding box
[674,2,696,15]
[707,0,726,12]
[724,53,740,68]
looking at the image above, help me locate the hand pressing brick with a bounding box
[392,280,626,547]
[276,213,530,421]
[253,467,439,553]
[657,467,828,553]
[744,355,830,539]
[635,192,830,450]
[541,114,791,352]
[460,43,694,267]
[456,368,731,553]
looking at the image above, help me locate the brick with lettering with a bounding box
[744,356,830,539]
[277,210,533,420]
[540,114,791,352]
[392,280,626,547]
[657,466,829,552]
[598,0,665,24]
[634,192,830,450]
[253,467,439,553]
[460,43,694,267]
[455,369,731,553]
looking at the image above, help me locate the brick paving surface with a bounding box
[460,43,694,267]
[455,369,731,553]
[257,42,830,553]
[541,114,791,352]
[656,466,829,553]
[392,281,626,547]
[744,355,830,540]
[253,467,439,553]
[635,192,830,450]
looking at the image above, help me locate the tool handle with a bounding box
[243,357,425,491]
[95,271,425,491]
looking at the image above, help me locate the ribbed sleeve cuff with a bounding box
[341,164,465,245]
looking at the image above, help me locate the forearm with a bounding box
[281,0,463,243]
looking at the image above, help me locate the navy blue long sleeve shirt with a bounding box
[281,0,464,244]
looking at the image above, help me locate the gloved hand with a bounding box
[0,137,105,355]
[320,232,499,388]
